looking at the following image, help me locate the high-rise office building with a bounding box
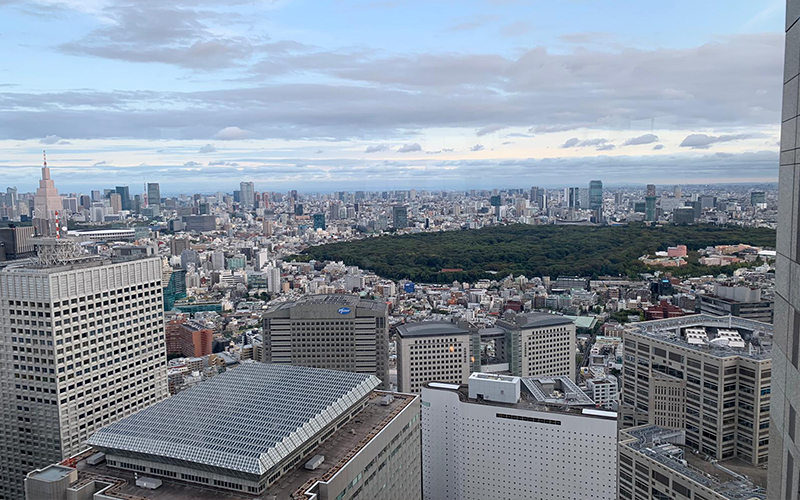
[645,195,657,221]
[114,186,130,211]
[146,182,161,208]
[620,315,772,467]
[0,240,168,499]
[768,3,800,496]
[565,187,580,208]
[239,181,255,208]
[673,206,696,225]
[423,374,617,500]
[392,205,408,229]
[32,157,63,237]
[396,321,475,393]
[27,364,422,500]
[750,191,767,208]
[646,184,656,197]
[313,213,326,230]
[589,180,603,210]
[257,294,389,388]
[495,311,576,378]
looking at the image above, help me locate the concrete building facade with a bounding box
[396,321,473,393]
[495,312,576,378]
[0,249,168,500]
[621,315,772,467]
[768,1,800,497]
[258,294,390,388]
[422,374,618,500]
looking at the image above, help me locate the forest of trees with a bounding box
[297,223,776,283]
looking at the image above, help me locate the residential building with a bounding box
[620,315,772,466]
[587,375,619,408]
[239,181,255,208]
[618,426,766,500]
[495,311,576,378]
[168,320,213,358]
[257,294,390,388]
[422,373,617,500]
[27,363,421,500]
[768,2,800,496]
[0,240,168,499]
[396,321,475,393]
[168,237,190,256]
[699,284,774,323]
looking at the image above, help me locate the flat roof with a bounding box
[27,465,74,482]
[397,321,470,338]
[502,312,575,329]
[87,363,380,476]
[71,392,415,500]
[265,293,387,314]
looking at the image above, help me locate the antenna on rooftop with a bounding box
[43,150,47,167]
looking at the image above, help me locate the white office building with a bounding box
[0,239,168,500]
[396,321,475,393]
[422,373,617,500]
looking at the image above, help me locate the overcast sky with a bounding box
[0,0,786,193]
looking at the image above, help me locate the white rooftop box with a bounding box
[468,372,520,404]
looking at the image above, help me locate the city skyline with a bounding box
[0,0,786,190]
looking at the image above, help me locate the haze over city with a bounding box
[0,0,787,191]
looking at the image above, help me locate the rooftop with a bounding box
[522,376,596,407]
[265,293,387,314]
[87,363,380,476]
[396,321,470,338]
[424,377,613,420]
[57,391,415,500]
[621,425,766,500]
[626,314,772,361]
[499,311,575,329]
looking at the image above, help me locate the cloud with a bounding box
[622,133,659,146]
[213,126,253,140]
[184,161,202,167]
[40,135,63,145]
[470,144,485,151]
[93,160,109,166]
[653,144,665,150]
[679,133,751,149]
[561,137,609,148]
[596,144,615,151]
[314,149,323,154]
[500,22,532,37]
[502,141,514,145]
[198,143,217,153]
[365,144,390,153]
[208,160,239,166]
[476,124,507,136]
[397,143,422,153]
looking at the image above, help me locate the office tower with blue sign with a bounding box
[257,294,390,388]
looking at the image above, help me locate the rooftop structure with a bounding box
[395,320,468,338]
[87,363,380,476]
[29,364,421,500]
[618,425,765,500]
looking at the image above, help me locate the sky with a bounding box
[0,0,788,193]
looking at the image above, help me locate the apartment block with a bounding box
[621,315,772,467]
[396,321,474,393]
[258,294,389,388]
[0,240,169,500]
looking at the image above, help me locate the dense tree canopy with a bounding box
[297,224,776,283]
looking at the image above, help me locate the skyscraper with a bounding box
[768,2,800,496]
[239,181,255,208]
[0,240,169,499]
[32,155,62,237]
[589,180,603,210]
[313,213,326,230]
[393,205,408,229]
[114,186,130,211]
[146,182,161,207]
